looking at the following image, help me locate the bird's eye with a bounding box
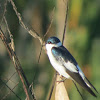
[48,41,52,44]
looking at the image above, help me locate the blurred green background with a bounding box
[0,0,100,100]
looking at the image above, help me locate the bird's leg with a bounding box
[56,75,66,83]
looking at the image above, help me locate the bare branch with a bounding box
[3,14,32,100]
[48,72,57,100]
[9,0,43,45]
[29,83,36,100]
[4,16,15,51]
[62,0,69,45]
[0,27,31,100]
[44,7,55,38]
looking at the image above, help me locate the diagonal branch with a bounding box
[0,27,31,100]
[9,0,43,45]
[4,15,34,100]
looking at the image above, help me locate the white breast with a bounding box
[46,44,70,79]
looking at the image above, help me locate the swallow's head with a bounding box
[46,37,62,51]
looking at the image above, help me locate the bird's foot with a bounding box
[56,78,66,83]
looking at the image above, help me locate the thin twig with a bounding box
[4,16,15,53]
[48,72,57,100]
[4,16,13,39]
[3,15,31,100]
[1,82,19,100]
[0,78,21,100]
[0,0,7,26]
[73,81,84,100]
[5,13,37,99]
[29,82,36,100]
[9,0,43,45]
[62,0,69,45]
[44,7,55,38]
[0,72,16,93]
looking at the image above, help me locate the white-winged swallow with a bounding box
[46,36,98,97]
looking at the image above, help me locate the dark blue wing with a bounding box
[52,46,78,66]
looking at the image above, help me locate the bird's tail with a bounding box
[65,68,98,97]
[84,77,98,93]
[74,74,98,97]
[79,76,98,98]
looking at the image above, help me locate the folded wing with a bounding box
[52,46,98,97]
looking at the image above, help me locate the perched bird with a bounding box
[46,36,98,97]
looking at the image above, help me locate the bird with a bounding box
[46,36,98,97]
